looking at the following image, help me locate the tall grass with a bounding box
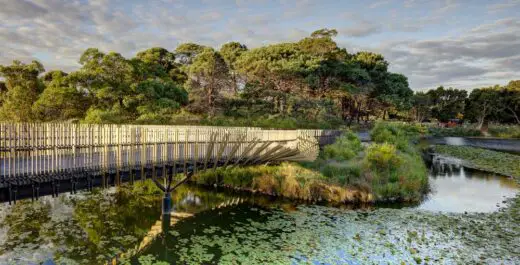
[367,122,429,200]
[487,124,520,139]
[427,126,482,137]
[194,123,429,203]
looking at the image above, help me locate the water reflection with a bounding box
[419,156,518,213]
[0,173,518,264]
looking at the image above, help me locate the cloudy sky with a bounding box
[1,0,519,90]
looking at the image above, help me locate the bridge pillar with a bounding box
[162,192,172,215]
[161,192,172,237]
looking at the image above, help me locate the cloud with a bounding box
[0,0,518,90]
[487,0,520,12]
[0,0,48,19]
[369,0,391,8]
[376,17,520,89]
[341,21,381,37]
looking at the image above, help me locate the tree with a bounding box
[187,48,229,115]
[426,86,467,122]
[411,92,432,122]
[124,79,188,123]
[235,42,318,114]
[32,71,89,121]
[378,73,413,118]
[465,86,500,129]
[175,43,207,65]
[0,60,45,121]
[298,28,342,59]
[310,28,338,38]
[220,42,248,94]
[501,80,520,124]
[134,47,185,83]
[76,48,134,110]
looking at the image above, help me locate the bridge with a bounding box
[0,123,341,203]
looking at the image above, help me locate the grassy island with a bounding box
[193,122,429,203]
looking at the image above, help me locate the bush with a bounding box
[321,131,362,160]
[321,162,362,185]
[365,143,402,170]
[487,124,520,139]
[363,143,428,201]
[427,126,482,137]
[370,122,424,154]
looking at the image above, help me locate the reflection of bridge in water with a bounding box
[109,191,250,264]
[0,123,341,203]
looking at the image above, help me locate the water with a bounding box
[0,162,518,264]
[418,156,518,213]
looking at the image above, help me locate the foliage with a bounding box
[196,125,427,203]
[366,122,429,200]
[32,71,89,121]
[427,126,482,137]
[413,81,520,127]
[1,28,517,129]
[426,86,467,122]
[0,60,45,121]
[363,143,427,200]
[433,145,520,178]
[370,121,425,153]
[321,131,363,160]
[487,124,520,138]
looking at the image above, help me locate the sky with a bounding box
[0,0,519,90]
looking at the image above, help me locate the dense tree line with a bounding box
[411,81,520,128]
[0,29,413,128]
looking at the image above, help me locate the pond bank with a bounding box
[192,163,375,204]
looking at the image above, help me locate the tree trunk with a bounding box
[506,107,520,124]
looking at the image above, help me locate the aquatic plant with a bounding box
[427,126,482,137]
[433,145,520,178]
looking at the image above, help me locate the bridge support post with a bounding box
[162,192,172,233]
[162,192,172,215]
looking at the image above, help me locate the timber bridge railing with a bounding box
[0,123,342,203]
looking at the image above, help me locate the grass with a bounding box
[427,123,520,138]
[488,124,520,138]
[427,126,482,137]
[366,122,429,201]
[432,145,520,178]
[194,123,430,203]
[192,162,373,203]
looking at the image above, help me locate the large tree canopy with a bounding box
[4,28,515,129]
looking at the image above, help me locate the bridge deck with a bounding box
[0,123,342,202]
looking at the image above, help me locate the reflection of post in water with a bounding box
[430,155,464,177]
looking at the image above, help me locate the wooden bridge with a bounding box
[0,123,342,203]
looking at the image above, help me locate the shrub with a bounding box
[427,126,482,137]
[487,124,520,139]
[363,142,428,201]
[321,162,362,185]
[365,143,402,173]
[321,131,362,161]
[370,122,424,153]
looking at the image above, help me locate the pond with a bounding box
[418,155,518,213]
[0,161,518,265]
